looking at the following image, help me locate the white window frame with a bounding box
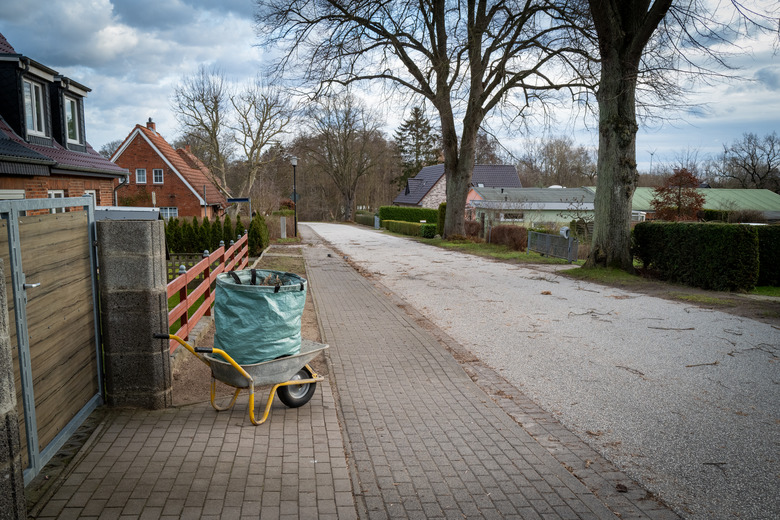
[23,79,47,137]
[0,189,25,200]
[159,207,178,219]
[153,168,164,184]
[136,168,147,184]
[84,189,97,205]
[64,95,81,144]
[48,190,65,214]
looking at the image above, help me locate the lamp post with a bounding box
[290,156,298,237]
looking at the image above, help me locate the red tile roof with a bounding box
[125,124,227,208]
[176,146,231,198]
[0,32,17,54]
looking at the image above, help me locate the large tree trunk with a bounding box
[586,52,639,271]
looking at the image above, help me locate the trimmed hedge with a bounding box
[633,222,759,291]
[384,219,436,239]
[378,206,438,224]
[489,225,528,251]
[355,214,375,227]
[757,226,780,286]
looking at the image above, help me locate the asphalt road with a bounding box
[304,222,779,520]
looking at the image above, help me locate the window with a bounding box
[84,189,97,205]
[153,169,164,184]
[48,190,65,214]
[65,96,81,143]
[159,207,178,219]
[136,169,147,184]
[23,79,47,136]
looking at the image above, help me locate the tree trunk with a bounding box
[586,50,639,271]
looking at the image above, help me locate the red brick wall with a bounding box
[0,175,114,214]
[113,135,207,217]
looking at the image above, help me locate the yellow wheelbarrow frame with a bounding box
[158,334,328,425]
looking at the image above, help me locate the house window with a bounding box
[159,207,178,219]
[65,96,81,143]
[136,169,147,184]
[502,212,524,221]
[153,169,164,184]
[23,79,47,137]
[84,189,97,205]
[48,190,65,213]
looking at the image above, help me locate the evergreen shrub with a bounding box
[437,203,446,236]
[355,214,375,227]
[757,225,780,286]
[378,206,438,224]
[633,222,759,291]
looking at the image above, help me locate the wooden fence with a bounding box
[165,234,249,353]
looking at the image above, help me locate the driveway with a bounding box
[304,223,779,520]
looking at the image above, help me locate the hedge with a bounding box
[165,215,267,255]
[633,222,759,291]
[383,219,436,238]
[355,214,375,227]
[757,226,780,286]
[378,206,438,224]
[489,225,527,251]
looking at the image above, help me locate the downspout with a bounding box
[113,174,129,205]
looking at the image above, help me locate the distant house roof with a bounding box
[0,115,127,178]
[113,122,228,208]
[631,187,780,212]
[0,32,17,54]
[470,187,595,211]
[176,146,231,198]
[393,164,522,206]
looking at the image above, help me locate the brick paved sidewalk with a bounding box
[34,377,354,519]
[302,225,679,520]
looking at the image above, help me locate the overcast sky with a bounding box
[1,0,778,172]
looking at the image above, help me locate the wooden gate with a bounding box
[0,197,102,484]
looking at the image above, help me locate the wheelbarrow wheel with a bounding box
[277,366,317,408]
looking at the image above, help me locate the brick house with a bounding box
[393,164,522,208]
[0,32,129,207]
[111,119,228,219]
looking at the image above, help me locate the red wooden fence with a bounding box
[166,234,249,353]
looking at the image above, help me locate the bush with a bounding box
[437,203,446,236]
[465,220,481,238]
[378,206,438,224]
[248,214,270,256]
[633,222,759,291]
[211,218,223,250]
[489,225,527,251]
[384,219,435,238]
[165,218,182,253]
[355,214,375,227]
[757,225,780,286]
[272,209,295,217]
[222,215,233,245]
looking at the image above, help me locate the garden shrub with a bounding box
[222,215,233,245]
[757,225,780,286]
[355,214,375,227]
[464,220,481,238]
[384,219,435,238]
[633,222,759,291]
[437,203,446,236]
[420,223,436,238]
[248,214,270,256]
[489,225,528,251]
[378,206,438,224]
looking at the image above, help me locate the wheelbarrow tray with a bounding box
[204,339,328,388]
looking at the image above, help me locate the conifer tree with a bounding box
[393,107,440,189]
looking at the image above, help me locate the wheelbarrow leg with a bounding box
[210,376,241,411]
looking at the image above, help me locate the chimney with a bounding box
[146,117,156,131]
[185,144,191,153]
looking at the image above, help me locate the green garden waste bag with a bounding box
[213,269,307,365]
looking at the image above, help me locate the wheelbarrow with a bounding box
[156,333,328,425]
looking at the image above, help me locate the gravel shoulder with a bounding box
[305,222,780,520]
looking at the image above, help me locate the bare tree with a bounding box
[302,93,383,221]
[585,1,778,270]
[255,0,590,236]
[229,80,292,203]
[171,65,232,188]
[716,132,780,192]
[516,135,595,187]
[99,139,123,159]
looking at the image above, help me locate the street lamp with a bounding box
[290,156,298,237]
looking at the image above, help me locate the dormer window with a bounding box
[23,78,47,137]
[65,95,81,144]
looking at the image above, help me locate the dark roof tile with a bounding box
[393,163,522,205]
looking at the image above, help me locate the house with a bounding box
[393,164,522,208]
[631,187,780,222]
[0,32,128,208]
[111,119,228,219]
[467,187,595,227]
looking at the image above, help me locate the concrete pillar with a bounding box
[97,220,171,409]
[0,259,27,519]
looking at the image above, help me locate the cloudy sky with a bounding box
[1,0,778,172]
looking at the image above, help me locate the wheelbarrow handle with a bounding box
[153,333,170,339]
[194,347,213,353]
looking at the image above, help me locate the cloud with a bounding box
[754,66,780,91]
